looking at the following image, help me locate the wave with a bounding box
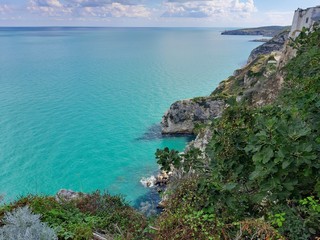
[140,175,157,188]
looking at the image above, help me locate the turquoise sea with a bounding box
[0,27,261,204]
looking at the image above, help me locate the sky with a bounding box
[0,0,319,27]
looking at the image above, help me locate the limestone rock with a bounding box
[161,98,225,134]
[140,176,157,188]
[185,127,213,153]
[247,29,289,63]
[55,189,82,202]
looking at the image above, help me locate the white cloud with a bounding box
[66,0,136,8]
[13,0,293,26]
[162,0,257,18]
[28,0,71,16]
[78,3,151,18]
[37,0,63,8]
[0,4,11,15]
[28,0,151,18]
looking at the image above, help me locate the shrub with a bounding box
[155,25,320,239]
[0,192,148,240]
[0,206,57,240]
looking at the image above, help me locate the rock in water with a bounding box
[140,176,157,188]
[161,98,225,134]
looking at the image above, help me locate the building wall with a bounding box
[289,6,320,38]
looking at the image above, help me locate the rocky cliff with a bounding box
[161,98,225,134]
[212,52,283,107]
[161,29,288,135]
[247,28,289,63]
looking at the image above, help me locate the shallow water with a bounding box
[0,27,261,203]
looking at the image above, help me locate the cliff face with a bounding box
[161,6,320,136]
[161,98,225,134]
[161,30,288,135]
[247,29,289,63]
[213,52,283,107]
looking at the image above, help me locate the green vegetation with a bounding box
[0,192,147,239]
[154,26,320,239]
[1,26,319,240]
[155,147,205,173]
[0,206,57,240]
[211,53,279,104]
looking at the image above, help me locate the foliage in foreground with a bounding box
[0,206,57,240]
[155,26,320,239]
[0,191,147,240]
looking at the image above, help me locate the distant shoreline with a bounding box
[221,25,290,37]
[249,38,271,42]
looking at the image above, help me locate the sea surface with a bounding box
[0,27,261,204]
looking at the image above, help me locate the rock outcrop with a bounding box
[55,189,83,202]
[185,128,213,153]
[213,52,283,107]
[161,98,225,134]
[161,19,309,136]
[161,28,289,135]
[247,29,289,63]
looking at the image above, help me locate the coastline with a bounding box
[148,25,290,210]
[140,25,287,212]
[1,8,320,238]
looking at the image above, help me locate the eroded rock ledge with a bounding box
[161,98,225,134]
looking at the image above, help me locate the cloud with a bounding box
[28,0,71,16]
[35,0,63,7]
[28,0,151,18]
[78,3,151,17]
[162,0,256,18]
[0,4,11,15]
[66,0,138,7]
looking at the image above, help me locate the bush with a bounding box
[155,26,320,239]
[0,206,57,240]
[0,192,147,240]
[155,177,223,240]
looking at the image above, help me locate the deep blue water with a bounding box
[0,27,261,203]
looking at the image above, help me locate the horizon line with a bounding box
[0,25,289,29]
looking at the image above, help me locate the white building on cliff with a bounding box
[289,6,320,38]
